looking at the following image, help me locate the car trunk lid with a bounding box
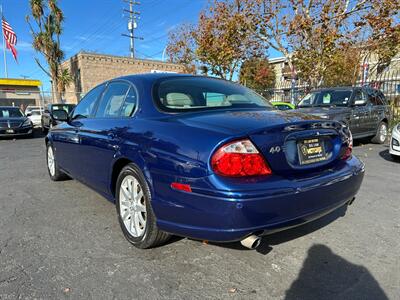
[248,120,346,175]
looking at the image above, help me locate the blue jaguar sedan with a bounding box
[46,74,364,249]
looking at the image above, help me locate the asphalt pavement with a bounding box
[0,132,399,299]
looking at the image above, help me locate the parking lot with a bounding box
[0,131,399,299]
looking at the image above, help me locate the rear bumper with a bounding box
[153,156,365,242]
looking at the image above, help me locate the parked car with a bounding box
[26,109,43,127]
[25,105,43,116]
[389,123,400,160]
[0,106,33,138]
[271,101,295,111]
[296,87,390,143]
[45,74,364,249]
[41,103,76,132]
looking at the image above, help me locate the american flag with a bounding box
[2,18,17,61]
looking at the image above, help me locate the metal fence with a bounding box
[261,70,400,119]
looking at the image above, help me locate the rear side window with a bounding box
[95,82,130,118]
[368,90,384,106]
[353,90,367,105]
[72,84,105,119]
[120,87,137,117]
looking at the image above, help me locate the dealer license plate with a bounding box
[298,138,327,165]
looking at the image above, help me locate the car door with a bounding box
[75,81,137,194]
[349,89,369,136]
[42,105,51,128]
[52,84,106,178]
[366,89,384,133]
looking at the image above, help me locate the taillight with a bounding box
[341,129,353,160]
[211,139,272,177]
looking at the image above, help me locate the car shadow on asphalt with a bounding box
[284,244,388,300]
[379,148,400,163]
[353,137,374,147]
[208,204,349,255]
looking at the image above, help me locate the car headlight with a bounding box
[22,119,32,127]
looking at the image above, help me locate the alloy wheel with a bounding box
[119,175,147,237]
[47,146,56,176]
[379,123,388,143]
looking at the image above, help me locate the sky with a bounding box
[0,0,281,91]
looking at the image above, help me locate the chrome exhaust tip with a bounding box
[240,235,262,249]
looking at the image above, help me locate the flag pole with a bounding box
[0,5,8,78]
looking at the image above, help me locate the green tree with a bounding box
[166,23,197,74]
[166,0,265,80]
[195,0,264,80]
[241,0,400,87]
[239,57,275,91]
[27,0,71,102]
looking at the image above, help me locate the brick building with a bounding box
[61,52,185,103]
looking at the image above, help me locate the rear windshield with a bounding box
[154,77,272,112]
[0,107,23,118]
[30,110,42,116]
[298,90,352,107]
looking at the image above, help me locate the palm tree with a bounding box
[27,0,71,103]
[57,68,72,100]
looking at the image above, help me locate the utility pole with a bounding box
[1,5,8,78]
[122,0,143,58]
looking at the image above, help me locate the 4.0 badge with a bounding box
[269,146,281,154]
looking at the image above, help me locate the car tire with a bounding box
[41,122,48,134]
[116,163,170,249]
[371,122,388,144]
[46,143,68,181]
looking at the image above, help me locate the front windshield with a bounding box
[155,77,272,112]
[298,90,352,107]
[0,107,23,118]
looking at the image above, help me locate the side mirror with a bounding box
[52,110,69,122]
[26,113,32,117]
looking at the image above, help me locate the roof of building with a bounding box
[0,78,41,87]
[65,51,184,67]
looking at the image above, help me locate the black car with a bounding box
[296,87,391,143]
[0,106,33,138]
[41,103,76,132]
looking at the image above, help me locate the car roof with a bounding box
[310,86,356,92]
[272,102,293,105]
[50,103,75,106]
[117,73,194,82]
